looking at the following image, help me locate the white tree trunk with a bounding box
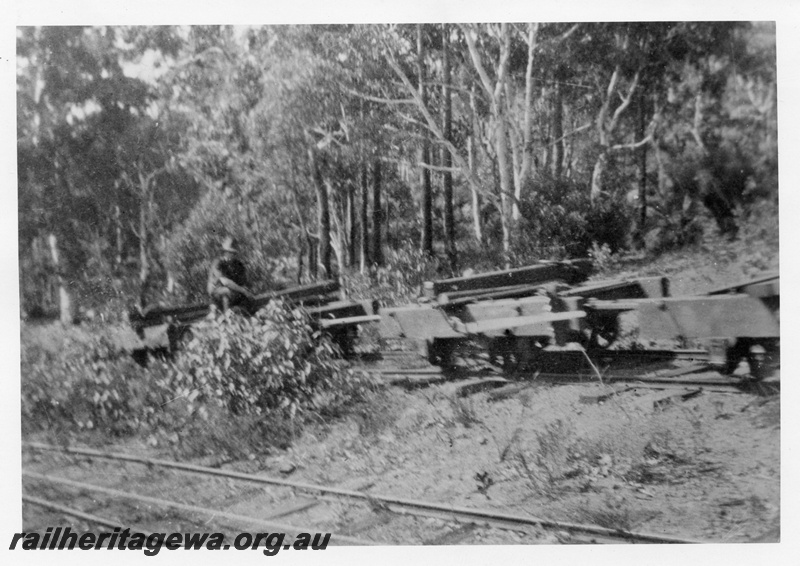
[591,152,607,202]
[47,233,73,325]
[495,118,514,262]
[467,135,483,243]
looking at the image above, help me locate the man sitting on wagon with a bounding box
[207,236,255,314]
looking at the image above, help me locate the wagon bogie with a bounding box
[708,337,780,381]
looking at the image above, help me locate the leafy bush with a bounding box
[342,243,440,307]
[169,301,375,419]
[21,302,376,455]
[515,174,632,260]
[589,242,623,275]
[21,325,158,436]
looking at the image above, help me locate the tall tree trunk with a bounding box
[553,77,564,181]
[637,92,648,248]
[47,233,73,324]
[512,22,539,221]
[296,242,305,284]
[496,118,513,264]
[463,23,514,262]
[138,190,150,309]
[591,66,640,202]
[308,235,318,280]
[347,181,356,267]
[468,87,483,244]
[161,233,174,295]
[289,167,310,283]
[309,148,331,278]
[417,24,433,256]
[371,158,384,266]
[590,153,607,202]
[359,157,370,272]
[441,24,456,272]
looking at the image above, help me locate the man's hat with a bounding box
[221,236,238,253]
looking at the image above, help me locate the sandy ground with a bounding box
[23,366,780,544]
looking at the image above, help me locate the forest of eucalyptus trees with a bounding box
[17,23,777,320]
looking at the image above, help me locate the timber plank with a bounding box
[463,311,585,335]
[561,276,669,300]
[706,272,779,297]
[430,260,592,296]
[390,307,464,340]
[639,295,779,340]
[464,296,551,337]
[318,315,381,328]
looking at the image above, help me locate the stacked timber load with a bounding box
[380,259,685,367]
[428,259,593,305]
[128,280,341,333]
[381,260,594,366]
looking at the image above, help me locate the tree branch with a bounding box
[557,23,581,42]
[461,25,496,101]
[608,69,641,133]
[418,162,464,174]
[382,41,497,204]
[547,122,592,147]
[611,132,653,151]
[493,23,512,103]
[691,92,707,155]
[344,88,416,106]
[596,66,619,144]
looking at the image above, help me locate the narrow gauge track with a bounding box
[24,442,703,544]
[22,471,375,546]
[372,348,713,362]
[363,349,779,395]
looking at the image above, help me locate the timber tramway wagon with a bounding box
[380,263,779,380]
[121,258,779,380]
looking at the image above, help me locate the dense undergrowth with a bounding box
[21,302,375,458]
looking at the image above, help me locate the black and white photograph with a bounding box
[5,1,797,563]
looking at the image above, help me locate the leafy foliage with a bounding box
[342,244,440,307]
[171,302,374,418]
[515,174,632,259]
[20,325,157,436]
[21,303,376,453]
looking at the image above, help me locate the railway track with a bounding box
[360,349,779,396]
[23,442,705,545]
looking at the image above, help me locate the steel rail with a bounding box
[23,471,375,546]
[24,442,703,544]
[369,364,776,393]
[365,349,711,365]
[23,494,125,530]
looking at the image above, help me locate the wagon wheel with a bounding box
[584,312,620,350]
[490,336,541,374]
[726,338,778,381]
[488,336,514,371]
[427,338,459,368]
